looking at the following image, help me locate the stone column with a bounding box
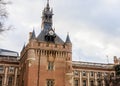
[3,67,8,86]
[13,68,18,86]
[95,72,97,86]
[80,71,82,86]
[87,72,90,86]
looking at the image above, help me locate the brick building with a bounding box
[0,0,119,86]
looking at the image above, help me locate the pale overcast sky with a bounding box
[1,0,120,63]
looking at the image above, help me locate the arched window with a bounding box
[0,76,2,86]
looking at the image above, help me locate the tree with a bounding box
[0,0,11,33]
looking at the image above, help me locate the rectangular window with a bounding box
[8,76,13,86]
[97,72,101,77]
[82,71,86,76]
[0,66,3,72]
[74,79,79,86]
[90,71,94,77]
[47,79,54,86]
[90,80,94,86]
[48,62,54,70]
[9,66,14,72]
[83,80,86,86]
[74,70,79,76]
[98,80,101,86]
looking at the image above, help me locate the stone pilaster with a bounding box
[80,71,82,86]
[13,68,18,86]
[3,67,8,86]
[87,72,90,86]
[95,72,97,86]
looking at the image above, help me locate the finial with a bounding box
[46,0,50,9]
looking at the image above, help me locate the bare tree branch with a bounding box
[0,0,12,33]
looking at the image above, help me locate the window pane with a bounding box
[74,79,79,86]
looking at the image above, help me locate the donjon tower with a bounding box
[19,0,72,86]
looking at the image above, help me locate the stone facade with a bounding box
[0,49,19,86]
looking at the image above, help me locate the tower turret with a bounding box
[30,29,36,39]
[65,33,72,45]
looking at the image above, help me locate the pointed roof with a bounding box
[31,29,36,39]
[65,33,72,44]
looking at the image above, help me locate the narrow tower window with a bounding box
[48,62,54,70]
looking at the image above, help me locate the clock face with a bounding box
[49,30,54,35]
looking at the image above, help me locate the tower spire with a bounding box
[46,0,50,10]
[41,0,53,30]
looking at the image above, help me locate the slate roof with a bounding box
[37,30,64,44]
[30,29,36,39]
[0,49,19,57]
[65,33,71,44]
